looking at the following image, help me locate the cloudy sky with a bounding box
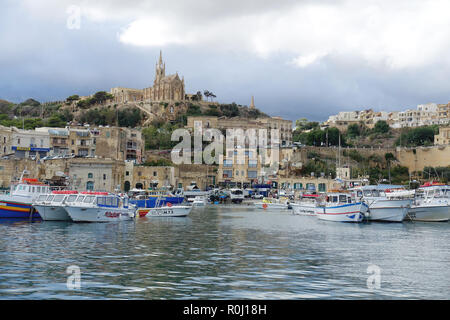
[2,0,450,121]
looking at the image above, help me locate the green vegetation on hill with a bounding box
[395,125,439,147]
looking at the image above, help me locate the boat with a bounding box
[129,188,185,208]
[407,182,450,222]
[255,197,291,210]
[33,190,78,221]
[175,185,210,202]
[0,172,50,219]
[315,191,367,222]
[352,185,411,222]
[192,195,207,207]
[138,203,193,217]
[291,194,318,216]
[64,192,136,222]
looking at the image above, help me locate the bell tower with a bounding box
[154,50,165,84]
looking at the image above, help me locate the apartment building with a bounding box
[434,127,450,145]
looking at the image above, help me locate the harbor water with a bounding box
[0,205,449,299]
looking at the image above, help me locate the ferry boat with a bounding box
[315,191,367,222]
[291,194,318,216]
[33,190,78,221]
[0,174,50,219]
[64,192,136,222]
[407,182,450,222]
[352,185,411,222]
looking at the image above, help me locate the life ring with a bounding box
[167,202,172,207]
[262,203,268,209]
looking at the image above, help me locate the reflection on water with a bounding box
[0,206,449,299]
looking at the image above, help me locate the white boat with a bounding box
[137,204,192,217]
[407,183,450,222]
[255,197,291,210]
[65,192,135,222]
[315,191,367,222]
[33,191,79,221]
[352,185,411,222]
[291,195,318,216]
[192,195,207,207]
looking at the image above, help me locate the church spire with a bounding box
[159,50,163,65]
[250,96,255,109]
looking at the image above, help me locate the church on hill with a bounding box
[110,51,187,103]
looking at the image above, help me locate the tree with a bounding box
[66,95,80,102]
[346,123,360,138]
[373,120,390,134]
[385,152,396,183]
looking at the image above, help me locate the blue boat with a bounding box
[128,189,185,208]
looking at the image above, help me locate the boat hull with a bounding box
[316,203,365,222]
[407,205,450,222]
[65,206,135,222]
[33,205,71,221]
[291,203,316,216]
[0,200,40,219]
[255,202,289,210]
[138,206,192,217]
[366,199,411,222]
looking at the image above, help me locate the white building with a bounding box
[11,128,50,159]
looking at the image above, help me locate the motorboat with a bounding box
[227,188,244,204]
[291,194,318,216]
[407,183,450,222]
[0,173,50,219]
[352,185,411,222]
[64,192,136,222]
[255,197,291,210]
[192,195,207,207]
[138,203,193,217]
[129,188,185,208]
[315,191,367,222]
[33,190,78,221]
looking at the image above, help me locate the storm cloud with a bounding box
[2,0,450,121]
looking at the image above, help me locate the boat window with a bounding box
[83,196,95,203]
[97,197,104,205]
[372,190,380,197]
[112,197,119,207]
[332,196,338,203]
[53,195,65,202]
[363,190,372,197]
[347,197,352,203]
[105,197,113,206]
[357,191,363,197]
[47,195,54,202]
[37,194,47,201]
[76,195,85,202]
[339,195,347,203]
[67,195,78,202]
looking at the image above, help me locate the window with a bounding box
[138,171,142,176]
[153,171,157,177]
[248,170,257,178]
[103,174,106,180]
[248,160,257,168]
[88,173,93,179]
[223,170,233,178]
[126,171,129,176]
[223,159,233,167]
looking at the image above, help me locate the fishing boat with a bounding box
[0,172,50,219]
[64,192,135,222]
[291,194,318,216]
[129,189,185,208]
[137,197,192,217]
[33,190,78,221]
[352,185,411,222]
[315,190,367,222]
[407,182,450,222]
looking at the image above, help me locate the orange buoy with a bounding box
[262,203,268,209]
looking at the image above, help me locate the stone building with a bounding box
[93,126,143,163]
[111,51,186,104]
[68,127,95,157]
[0,125,13,156]
[434,127,450,145]
[186,115,293,147]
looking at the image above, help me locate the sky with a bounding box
[2,0,450,122]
